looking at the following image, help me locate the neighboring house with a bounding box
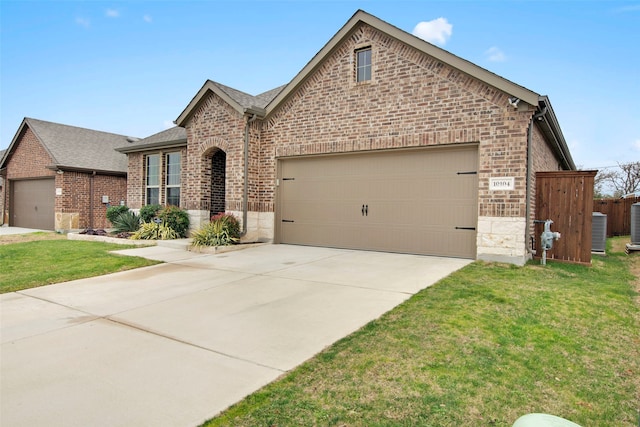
[124,9,575,265]
[0,118,132,231]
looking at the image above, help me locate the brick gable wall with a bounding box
[185,92,246,210]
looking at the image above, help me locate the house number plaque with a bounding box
[489,177,515,191]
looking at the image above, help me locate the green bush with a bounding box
[111,211,140,233]
[159,205,190,237]
[191,214,241,247]
[140,204,162,223]
[131,221,178,240]
[106,205,129,225]
[210,213,241,239]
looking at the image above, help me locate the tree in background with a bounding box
[595,161,640,198]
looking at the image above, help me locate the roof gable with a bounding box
[264,10,540,116]
[176,80,285,126]
[1,118,133,173]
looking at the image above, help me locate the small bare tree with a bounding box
[595,161,640,198]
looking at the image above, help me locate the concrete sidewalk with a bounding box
[0,226,51,235]
[1,244,471,427]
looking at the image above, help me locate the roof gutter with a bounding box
[536,96,576,171]
[45,165,127,177]
[116,140,186,154]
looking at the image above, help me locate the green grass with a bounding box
[0,239,160,293]
[204,238,640,427]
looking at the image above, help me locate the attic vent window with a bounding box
[356,47,372,82]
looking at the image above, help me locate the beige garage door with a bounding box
[12,179,55,230]
[277,145,478,258]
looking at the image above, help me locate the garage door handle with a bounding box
[362,205,368,216]
[362,205,365,216]
[455,226,476,230]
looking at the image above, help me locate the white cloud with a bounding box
[633,139,640,151]
[163,120,175,129]
[106,9,119,18]
[412,17,452,46]
[75,17,90,28]
[485,46,506,62]
[143,14,152,23]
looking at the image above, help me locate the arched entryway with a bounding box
[210,149,226,217]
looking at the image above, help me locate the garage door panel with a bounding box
[278,146,478,258]
[12,179,55,230]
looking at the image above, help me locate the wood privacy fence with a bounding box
[535,171,596,265]
[592,196,640,237]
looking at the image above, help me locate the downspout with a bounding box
[240,113,258,237]
[89,171,96,229]
[526,106,547,255]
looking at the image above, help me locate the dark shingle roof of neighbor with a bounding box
[25,118,133,173]
[211,81,286,110]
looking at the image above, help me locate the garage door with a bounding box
[12,179,55,230]
[277,145,478,258]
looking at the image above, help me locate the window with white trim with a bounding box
[146,154,160,205]
[356,47,372,82]
[165,152,181,206]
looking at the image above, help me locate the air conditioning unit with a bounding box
[632,203,640,245]
[592,212,606,253]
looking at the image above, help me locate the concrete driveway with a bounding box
[1,244,471,427]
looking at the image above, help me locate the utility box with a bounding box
[631,203,640,245]
[592,212,607,253]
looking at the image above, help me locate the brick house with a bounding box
[0,118,131,231]
[120,10,574,265]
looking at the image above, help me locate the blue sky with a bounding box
[1,0,638,172]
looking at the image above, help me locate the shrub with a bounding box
[191,213,241,247]
[111,211,140,233]
[131,221,178,240]
[140,204,162,223]
[106,205,129,225]
[210,213,241,239]
[159,205,190,237]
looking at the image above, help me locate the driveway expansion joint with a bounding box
[104,316,286,373]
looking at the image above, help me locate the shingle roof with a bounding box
[176,80,286,125]
[137,126,186,145]
[24,118,133,173]
[116,126,187,153]
[211,81,286,109]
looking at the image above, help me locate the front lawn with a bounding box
[204,237,640,427]
[0,233,160,293]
